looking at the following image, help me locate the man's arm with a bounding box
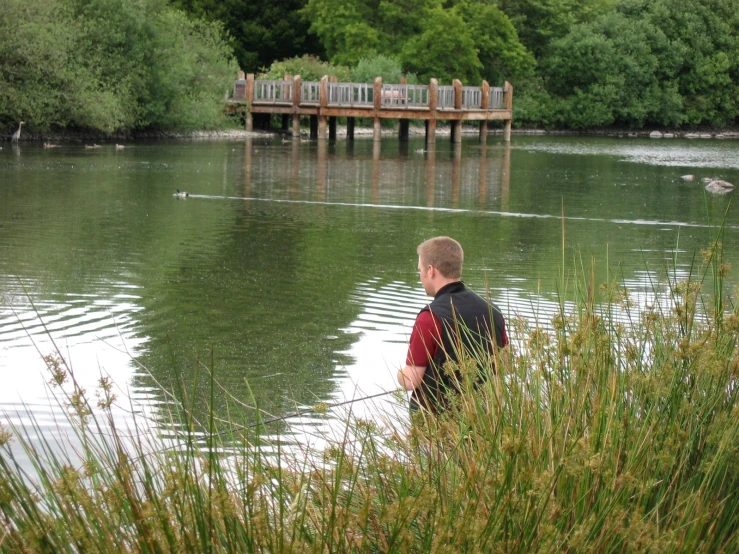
[397,365,426,390]
[399,310,440,391]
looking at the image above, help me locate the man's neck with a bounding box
[433,279,462,297]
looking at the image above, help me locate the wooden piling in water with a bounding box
[480,80,489,142]
[373,77,382,142]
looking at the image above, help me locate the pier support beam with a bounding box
[480,80,489,142]
[373,77,382,142]
[426,79,438,145]
[347,117,355,140]
[479,121,488,142]
[329,116,337,140]
[292,75,302,138]
[503,81,513,143]
[425,120,436,145]
[310,116,318,139]
[399,120,409,141]
[451,122,462,144]
[452,79,463,144]
[318,75,329,140]
[245,73,255,132]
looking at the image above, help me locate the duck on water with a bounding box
[174,189,189,198]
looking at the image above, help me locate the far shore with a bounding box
[4,124,739,143]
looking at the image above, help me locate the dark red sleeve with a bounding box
[500,318,509,347]
[405,310,442,367]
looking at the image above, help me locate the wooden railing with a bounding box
[230,72,514,142]
[301,81,321,105]
[329,82,373,107]
[253,80,292,103]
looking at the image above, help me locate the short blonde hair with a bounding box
[417,236,463,279]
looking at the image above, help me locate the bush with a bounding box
[259,55,351,82]
[0,0,238,134]
[351,54,417,84]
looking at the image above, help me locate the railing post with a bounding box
[292,75,302,138]
[452,79,463,143]
[245,73,255,132]
[480,80,490,142]
[373,76,382,142]
[319,75,328,140]
[504,80,513,142]
[453,79,463,110]
[427,78,438,145]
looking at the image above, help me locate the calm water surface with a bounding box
[1,135,737,458]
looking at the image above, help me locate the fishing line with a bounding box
[226,387,403,433]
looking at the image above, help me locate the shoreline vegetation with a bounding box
[4,125,739,144]
[4,0,737,141]
[2,235,738,552]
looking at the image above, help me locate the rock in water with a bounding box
[680,175,695,181]
[705,180,735,194]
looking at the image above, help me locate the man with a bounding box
[397,236,508,413]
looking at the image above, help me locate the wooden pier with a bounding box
[230,72,513,143]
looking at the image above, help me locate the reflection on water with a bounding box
[1,135,737,467]
[240,137,511,210]
[520,137,739,169]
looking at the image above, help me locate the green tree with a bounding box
[352,54,417,83]
[304,0,531,84]
[637,0,739,126]
[0,0,82,130]
[538,0,739,128]
[543,12,682,127]
[453,0,536,84]
[260,54,352,81]
[497,0,616,58]
[172,0,324,72]
[1,0,238,134]
[399,7,483,83]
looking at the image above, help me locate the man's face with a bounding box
[418,256,433,296]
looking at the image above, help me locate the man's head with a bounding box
[417,236,463,296]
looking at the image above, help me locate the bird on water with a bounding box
[174,188,189,198]
[11,121,25,142]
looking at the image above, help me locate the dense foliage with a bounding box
[5,0,738,131]
[520,0,739,128]
[0,0,237,134]
[170,0,323,74]
[302,0,534,85]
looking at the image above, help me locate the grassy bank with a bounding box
[1,238,738,553]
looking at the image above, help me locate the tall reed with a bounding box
[1,238,738,553]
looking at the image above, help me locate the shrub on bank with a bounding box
[1,240,738,552]
[259,55,352,83]
[0,0,238,135]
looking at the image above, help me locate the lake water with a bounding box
[1,134,737,459]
